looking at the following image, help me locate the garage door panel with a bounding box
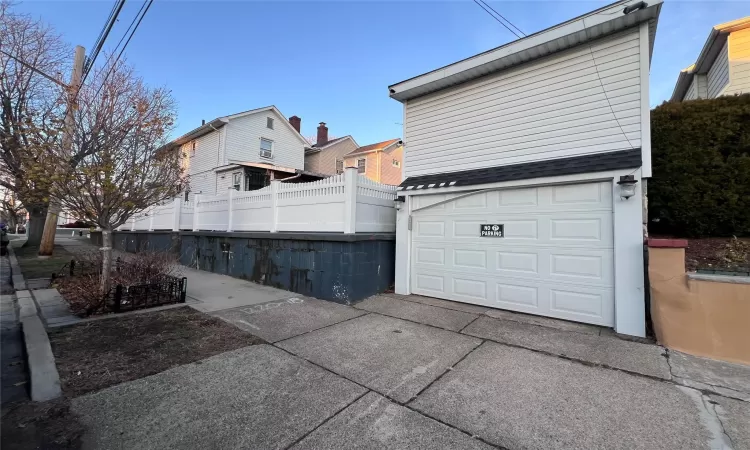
[411,181,615,326]
[414,215,612,248]
[496,251,538,274]
[550,288,605,318]
[415,247,445,265]
[454,249,487,269]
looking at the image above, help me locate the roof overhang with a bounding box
[671,16,750,101]
[389,0,662,103]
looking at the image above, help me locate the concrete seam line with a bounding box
[270,312,372,345]
[406,339,485,403]
[270,343,505,450]
[281,389,371,450]
[21,315,62,402]
[457,315,482,334]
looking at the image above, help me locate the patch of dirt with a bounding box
[1,398,84,450]
[48,307,264,398]
[683,237,750,272]
[13,244,75,280]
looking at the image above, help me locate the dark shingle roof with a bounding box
[309,136,349,149]
[398,149,642,191]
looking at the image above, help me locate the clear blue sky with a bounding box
[16,0,750,145]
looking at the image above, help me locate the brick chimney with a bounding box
[289,115,301,133]
[316,122,328,146]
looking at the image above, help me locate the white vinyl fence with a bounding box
[121,168,398,234]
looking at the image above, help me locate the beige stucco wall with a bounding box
[649,246,750,364]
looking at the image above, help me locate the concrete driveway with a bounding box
[71,285,750,449]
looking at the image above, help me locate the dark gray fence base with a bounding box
[112,231,396,305]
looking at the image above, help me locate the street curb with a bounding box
[7,245,26,290]
[20,313,63,402]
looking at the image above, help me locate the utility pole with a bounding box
[38,45,85,256]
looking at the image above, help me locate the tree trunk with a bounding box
[100,228,113,295]
[38,203,60,256]
[25,206,48,247]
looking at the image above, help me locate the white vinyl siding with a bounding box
[187,130,222,195]
[215,170,236,192]
[725,28,750,96]
[403,28,642,178]
[696,74,708,98]
[224,111,304,170]
[707,41,729,98]
[684,76,698,100]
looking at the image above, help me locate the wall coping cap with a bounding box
[687,273,750,285]
[648,238,688,248]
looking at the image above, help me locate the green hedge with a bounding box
[648,94,750,237]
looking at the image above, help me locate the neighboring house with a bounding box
[303,121,359,175]
[388,0,662,337]
[343,139,403,185]
[162,106,320,198]
[672,16,750,101]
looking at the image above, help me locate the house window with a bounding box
[335,159,344,174]
[357,158,366,174]
[232,172,241,191]
[266,117,274,129]
[184,191,190,201]
[392,159,400,167]
[190,141,196,157]
[260,138,273,159]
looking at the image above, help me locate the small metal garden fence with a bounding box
[52,258,187,314]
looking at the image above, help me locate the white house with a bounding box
[671,16,750,101]
[388,0,662,337]
[162,106,317,198]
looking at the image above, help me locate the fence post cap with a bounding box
[648,238,688,248]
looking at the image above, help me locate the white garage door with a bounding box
[410,182,614,326]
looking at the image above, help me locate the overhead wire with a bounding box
[89,0,153,102]
[81,0,127,87]
[476,0,526,37]
[471,0,521,39]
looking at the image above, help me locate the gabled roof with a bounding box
[388,0,662,102]
[305,135,359,153]
[162,105,308,151]
[345,139,401,157]
[671,16,750,101]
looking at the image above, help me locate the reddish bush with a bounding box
[55,250,182,316]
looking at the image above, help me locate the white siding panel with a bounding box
[187,130,222,195]
[725,29,750,96]
[404,28,642,178]
[696,74,708,98]
[707,41,729,98]
[684,76,698,100]
[224,110,305,170]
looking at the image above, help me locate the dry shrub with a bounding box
[721,236,750,268]
[55,250,182,316]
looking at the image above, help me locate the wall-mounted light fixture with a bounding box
[617,175,638,200]
[394,196,405,210]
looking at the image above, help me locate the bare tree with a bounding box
[0,0,68,245]
[51,57,187,293]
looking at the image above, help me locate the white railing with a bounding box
[120,168,397,234]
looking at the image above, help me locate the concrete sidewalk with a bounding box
[53,236,750,449]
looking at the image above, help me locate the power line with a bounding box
[0,49,67,88]
[91,0,153,101]
[585,41,635,150]
[81,0,126,87]
[477,0,526,37]
[471,0,522,39]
